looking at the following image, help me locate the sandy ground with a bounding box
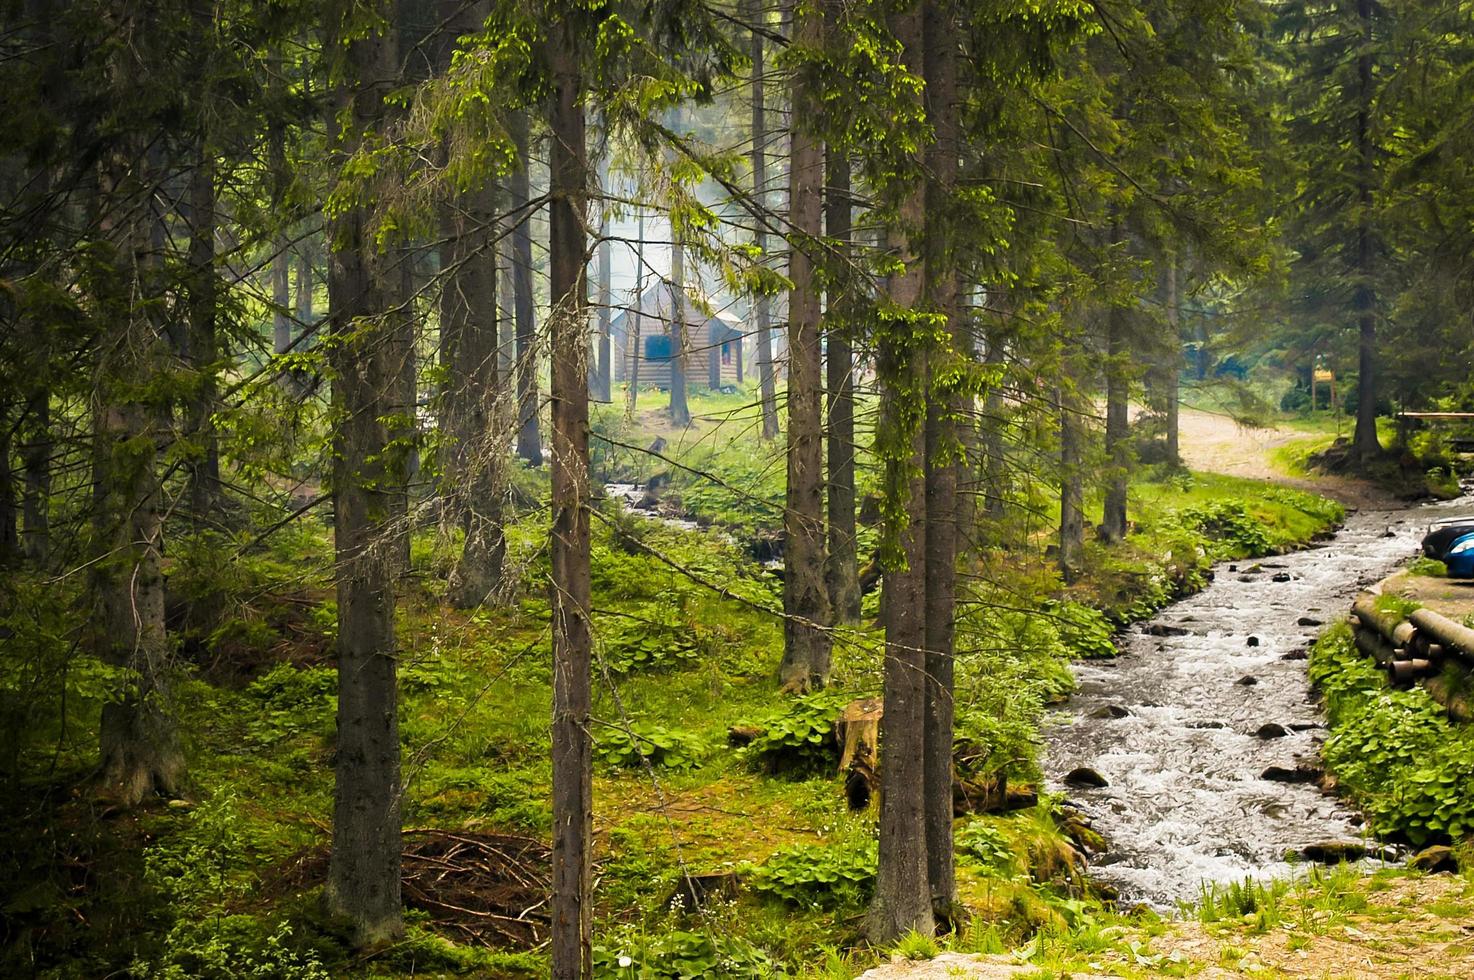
[1175,407,1404,511]
[1379,568,1474,621]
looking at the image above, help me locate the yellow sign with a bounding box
[1313,369,1334,383]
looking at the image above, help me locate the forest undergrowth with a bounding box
[0,394,1351,979]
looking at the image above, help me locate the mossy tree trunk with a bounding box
[868,0,936,946]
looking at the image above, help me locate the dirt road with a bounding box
[1175,406,1402,510]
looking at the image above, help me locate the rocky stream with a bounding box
[1045,495,1474,908]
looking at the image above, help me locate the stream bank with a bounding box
[1045,495,1474,908]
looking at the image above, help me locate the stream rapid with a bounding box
[1045,496,1474,908]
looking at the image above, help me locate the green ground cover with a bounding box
[0,388,1352,979]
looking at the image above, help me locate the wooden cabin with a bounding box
[610,282,745,390]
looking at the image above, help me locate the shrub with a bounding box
[597,722,708,771]
[594,927,780,978]
[741,692,848,773]
[1311,625,1474,844]
[955,820,1013,873]
[749,839,877,911]
[1172,500,1274,557]
[132,917,331,980]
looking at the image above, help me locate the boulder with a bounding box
[1246,636,1261,647]
[1296,841,1369,864]
[1090,705,1131,719]
[1281,648,1309,661]
[1064,767,1109,789]
[1237,675,1259,686]
[1262,764,1321,784]
[1411,845,1459,874]
[1254,723,1290,739]
[1297,617,1324,628]
[1144,624,1190,637]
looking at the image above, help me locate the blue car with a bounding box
[1447,532,1474,578]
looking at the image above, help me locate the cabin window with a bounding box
[644,334,673,361]
[721,342,733,366]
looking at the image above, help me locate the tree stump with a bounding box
[836,697,882,809]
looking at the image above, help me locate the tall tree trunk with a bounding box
[91,128,185,807]
[748,0,779,440]
[1351,0,1379,464]
[1058,378,1084,583]
[1102,298,1128,544]
[186,149,220,517]
[921,0,958,919]
[269,61,292,362]
[978,313,1008,525]
[296,235,315,325]
[440,1,502,609]
[509,112,543,465]
[547,20,593,977]
[498,230,516,379]
[323,0,404,946]
[0,411,17,566]
[780,1,832,690]
[625,209,645,417]
[868,0,934,945]
[595,211,612,402]
[21,387,50,564]
[824,147,860,625]
[668,228,691,427]
[1164,254,1180,466]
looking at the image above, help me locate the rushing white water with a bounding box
[1044,495,1474,908]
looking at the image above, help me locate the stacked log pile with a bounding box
[1349,596,1474,721]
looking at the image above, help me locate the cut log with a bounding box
[1352,596,1403,644]
[1393,622,1419,647]
[1354,628,1398,666]
[1389,659,1433,684]
[1410,608,1474,663]
[1423,674,1474,723]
